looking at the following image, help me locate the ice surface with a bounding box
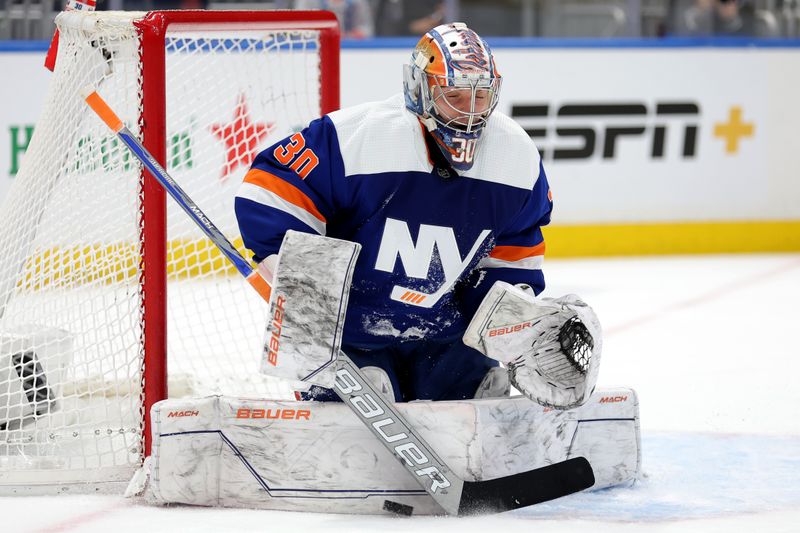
[3,253,800,532]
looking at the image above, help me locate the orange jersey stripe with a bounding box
[489,242,546,262]
[243,169,327,223]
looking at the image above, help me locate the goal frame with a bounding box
[135,9,340,459]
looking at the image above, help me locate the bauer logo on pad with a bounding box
[265,294,286,366]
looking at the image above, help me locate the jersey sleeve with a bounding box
[458,160,553,317]
[234,115,347,263]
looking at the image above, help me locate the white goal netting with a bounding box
[0,10,332,493]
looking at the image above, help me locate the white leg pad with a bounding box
[134,389,640,514]
[261,230,360,388]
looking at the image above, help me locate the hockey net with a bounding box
[0,10,339,493]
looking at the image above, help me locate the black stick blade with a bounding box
[457,457,595,516]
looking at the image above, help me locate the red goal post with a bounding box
[136,9,340,460]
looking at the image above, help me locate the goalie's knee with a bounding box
[298,365,397,402]
[360,366,396,402]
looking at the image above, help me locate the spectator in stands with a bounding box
[294,0,374,38]
[678,0,757,36]
[374,0,444,36]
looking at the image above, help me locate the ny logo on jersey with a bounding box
[374,218,490,308]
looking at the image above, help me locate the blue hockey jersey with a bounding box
[235,94,552,349]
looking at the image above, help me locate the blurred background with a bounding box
[1,0,800,40]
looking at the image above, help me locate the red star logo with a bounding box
[210,94,275,181]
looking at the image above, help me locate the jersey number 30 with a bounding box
[273,133,319,179]
[453,138,476,164]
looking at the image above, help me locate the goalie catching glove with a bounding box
[463,282,602,410]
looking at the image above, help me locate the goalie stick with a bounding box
[82,88,595,515]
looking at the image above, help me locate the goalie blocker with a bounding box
[130,389,640,514]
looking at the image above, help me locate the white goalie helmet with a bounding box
[403,22,502,172]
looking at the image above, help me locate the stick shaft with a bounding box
[116,127,254,278]
[83,89,271,303]
[332,355,463,514]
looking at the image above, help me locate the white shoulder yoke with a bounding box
[327,95,430,177]
[327,95,542,191]
[462,111,542,191]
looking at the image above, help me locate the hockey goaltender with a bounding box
[129,22,640,516]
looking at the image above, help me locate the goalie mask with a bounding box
[403,22,502,172]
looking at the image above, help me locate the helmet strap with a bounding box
[420,122,457,179]
[420,115,437,132]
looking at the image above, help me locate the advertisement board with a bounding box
[2,41,799,254]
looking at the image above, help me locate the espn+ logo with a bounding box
[512,101,700,160]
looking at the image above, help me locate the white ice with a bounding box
[4,253,800,532]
